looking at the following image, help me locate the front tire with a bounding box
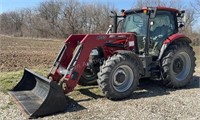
[78,69,97,86]
[161,42,196,88]
[97,53,139,100]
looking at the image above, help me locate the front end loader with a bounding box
[9,6,196,118]
[10,33,136,118]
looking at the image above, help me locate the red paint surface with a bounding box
[163,33,190,44]
[50,33,136,93]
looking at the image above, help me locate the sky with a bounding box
[0,0,42,13]
[0,0,134,13]
[0,0,192,14]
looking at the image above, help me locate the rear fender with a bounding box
[158,33,192,61]
[163,33,191,44]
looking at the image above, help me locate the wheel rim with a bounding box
[172,52,191,81]
[112,65,134,92]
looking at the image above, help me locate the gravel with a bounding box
[0,92,26,120]
[0,76,200,120]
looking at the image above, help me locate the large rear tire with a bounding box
[161,42,196,88]
[97,53,139,100]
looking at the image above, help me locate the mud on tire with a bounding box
[97,53,140,100]
[161,42,196,88]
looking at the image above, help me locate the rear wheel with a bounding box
[97,53,139,100]
[161,42,196,88]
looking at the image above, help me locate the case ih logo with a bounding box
[97,35,107,40]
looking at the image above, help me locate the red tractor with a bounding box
[10,7,196,118]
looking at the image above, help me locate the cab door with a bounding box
[149,11,177,55]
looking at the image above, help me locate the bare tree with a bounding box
[10,11,24,36]
[181,9,195,35]
[80,3,112,33]
[0,0,114,38]
[191,0,200,15]
[0,13,15,34]
[36,0,62,37]
[21,8,36,37]
[0,11,24,36]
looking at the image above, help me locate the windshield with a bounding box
[122,13,147,36]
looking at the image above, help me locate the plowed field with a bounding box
[0,35,63,72]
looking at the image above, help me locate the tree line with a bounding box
[0,0,200,45]
[0,0,113,38]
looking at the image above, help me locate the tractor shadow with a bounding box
[129,76,200,100]
[129,78,171,99]
[186,75,200,89]
[39,96,86,118]
[78,87,104,100]
[63,76,200,105]
[62,86,105,112]
[64,96,87,112]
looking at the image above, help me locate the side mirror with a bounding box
[181,10,185,17]
[110,11,117,16]
[177,10,185,18]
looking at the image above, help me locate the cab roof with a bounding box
[125,6,179,14]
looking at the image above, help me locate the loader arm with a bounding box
[50,33,136,93]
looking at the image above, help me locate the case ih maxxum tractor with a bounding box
[9,7,196,118]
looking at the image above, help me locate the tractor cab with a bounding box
[118,7,182,56]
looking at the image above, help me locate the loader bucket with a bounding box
[9,68,68,118]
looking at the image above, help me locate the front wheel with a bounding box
[161,42,196,88]
[78,68,97,86]
[97,54,139,100]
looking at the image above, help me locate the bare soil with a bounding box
[0,35,199,120]
[0,35,63,72]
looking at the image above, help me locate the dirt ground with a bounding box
[0,35,200,120]
[0,35,63,72]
